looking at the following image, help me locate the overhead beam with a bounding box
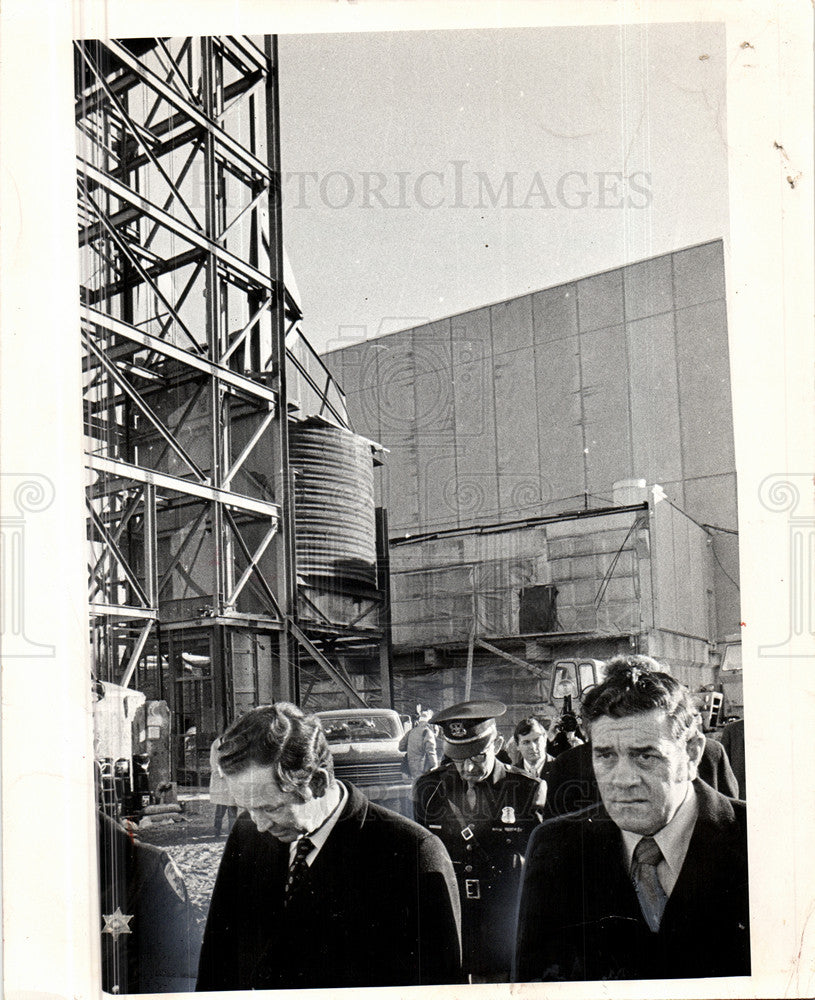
[80,159,276,294]
[87,453,281,520]
[106,39,270,181]
[82,308,278,405]
[289,620,368,707]
[474,637,548,680]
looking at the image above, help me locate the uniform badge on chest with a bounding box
[501,806,516,824]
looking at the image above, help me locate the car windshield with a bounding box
[321,715,401,743]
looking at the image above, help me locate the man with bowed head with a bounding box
[196,703,462,991]
[514,661,749,982]
[414,700,545,982]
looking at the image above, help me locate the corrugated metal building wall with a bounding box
[324,239,738,634]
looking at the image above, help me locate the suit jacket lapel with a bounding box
[587,812,642,924]
[662,780,735,925]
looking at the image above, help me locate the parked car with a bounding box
[315,708,413,817]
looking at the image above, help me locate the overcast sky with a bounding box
[277,22,728,355]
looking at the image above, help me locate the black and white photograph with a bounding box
[1,3,813,999]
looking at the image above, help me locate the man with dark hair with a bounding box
[514,662,749,982]
[512,716,553,779]
[414,700,545,982]
[542,654,738,818]
[196,703,462,991]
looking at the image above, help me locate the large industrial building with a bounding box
[76,34,740,787]
[323,239,740,719]
[77,36,392,789]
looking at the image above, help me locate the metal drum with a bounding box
[289,420,377,587]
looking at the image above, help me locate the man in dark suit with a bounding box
[196,703,462,991]
[542,655,738,818]
[514,662,749,982]
[719,717,746,799]
[414,700,545,982]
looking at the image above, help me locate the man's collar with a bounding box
[620,783,699,884]
[289,781,347,866]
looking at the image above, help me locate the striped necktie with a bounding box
[631,836,668,932]
[283,837,314,906]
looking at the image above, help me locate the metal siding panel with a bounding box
[659,479,687,511]
[626,312,683,484]
[412,319,452,378]
[672,241,726,309]
[579,325,634,499]
[382,434,420,533]
[534,335,585,510]
[493,345,543,516]
[451,307,500,525]
[342,387,381,444]
[709,532,741,638]
[683,472,738,528]
[577,268,624,333]
[490,294,534,355]
[413,367,457,531]
[675,299,736,479]
[623,255,674,321]
[651,500,679,632]
[374,331,417,437]
[673,514,693,633]
[532,283,578,343]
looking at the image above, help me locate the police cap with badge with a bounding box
[432,700,506,758]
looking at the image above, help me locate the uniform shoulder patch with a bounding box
[163,858,188,902]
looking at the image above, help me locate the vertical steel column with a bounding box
[265,36,299,702]
[375,506,395,707]
[201,38,226,618]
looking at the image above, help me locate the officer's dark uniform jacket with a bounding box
[413,759,543,978]
[98,811,198,994]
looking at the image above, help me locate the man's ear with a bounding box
[493,734,505,754]
[686,731,705,780]
[308,767,330,798]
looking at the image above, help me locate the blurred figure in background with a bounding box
[399,707,439,779]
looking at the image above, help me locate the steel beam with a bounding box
[288,621,367,708]
[474,637,548,680]
[82,308,278,405]
[106,39,270,181]
[80,160,275,296]
[88,453,280,520]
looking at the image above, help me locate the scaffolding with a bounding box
[76,36,390,783]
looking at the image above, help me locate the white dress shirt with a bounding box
[621,784,699,896]
[288,781,348,868]
[522,757,550,778]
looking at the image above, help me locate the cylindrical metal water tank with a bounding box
[289,419,377,587]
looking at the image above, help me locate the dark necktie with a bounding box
[465,783,478,813]
[283,837,314,906]
[631,836,668,932]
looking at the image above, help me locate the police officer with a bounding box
[413,700,545,982]
[98,810,198,993]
